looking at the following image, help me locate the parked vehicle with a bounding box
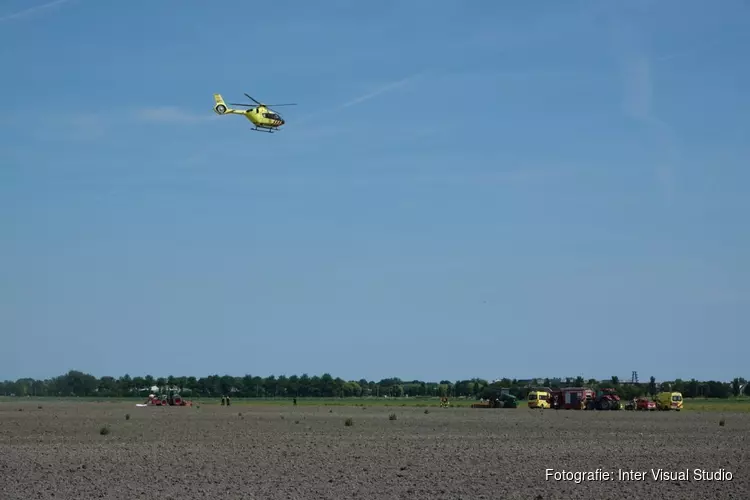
[584,388,622,410]
[637,398,656,411]
[527,390,551,409]
[655,391,683,411]
[550,387,596,410]
[472,389,518,408]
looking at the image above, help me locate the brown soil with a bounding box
[1,401,748,499]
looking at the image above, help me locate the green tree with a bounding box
[185,376,198,393]
[14,378,33,396]
[219,375,234,395]
[132,376,146,394]
[672,379,685,394]
[277,375,289,396]
[288,375,300,396]
[118,374,133,395]
[144,375,155,389]
[176,377,187,393]
[320,373,334,397]
[732,378,741,397]
[263,375,277,397]
[299,374,311,396]
[332,377,345,397]
[98,376,118,396]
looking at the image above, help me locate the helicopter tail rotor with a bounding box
[213,94,228,114]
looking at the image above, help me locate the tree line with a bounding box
[1,371,748,400]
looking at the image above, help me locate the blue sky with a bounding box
[2,0,748,383]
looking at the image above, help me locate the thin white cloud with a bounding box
[293,72,424,129]
[0,0,73,22]
[66,112,107,140]
[380,167,570,186]
[133,106,218,124]
[622,55,651,121]
[337,73,423,109]
[609,11,680,205]
[655,30,749,62]
[17,111,108,142]
[157,163,574,189]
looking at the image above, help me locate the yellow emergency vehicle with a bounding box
[655,391,683,411]
[527,390,551,409]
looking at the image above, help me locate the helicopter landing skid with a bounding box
[251,127,276,134]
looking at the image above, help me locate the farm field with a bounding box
[1,400,748,499]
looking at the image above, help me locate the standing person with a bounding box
[226,395,231,406]
[221,395,225,406]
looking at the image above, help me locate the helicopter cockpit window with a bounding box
[263,113,280,120]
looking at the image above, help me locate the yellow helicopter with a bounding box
[213,93,296,133]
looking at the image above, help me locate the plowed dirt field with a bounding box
[1,401,747,499]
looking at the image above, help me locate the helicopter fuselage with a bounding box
[244,106,284,128]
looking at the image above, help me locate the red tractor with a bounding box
[585,388,622,410]
[143,394,165,406]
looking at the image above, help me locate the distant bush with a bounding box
[389,413,397,420]
[344,418,353,426]
[125,413,130,420]
[99,426,110,435]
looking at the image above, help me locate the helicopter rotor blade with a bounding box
[244,93,263,105]
[228,103,255,107]
[264,103,297,107]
